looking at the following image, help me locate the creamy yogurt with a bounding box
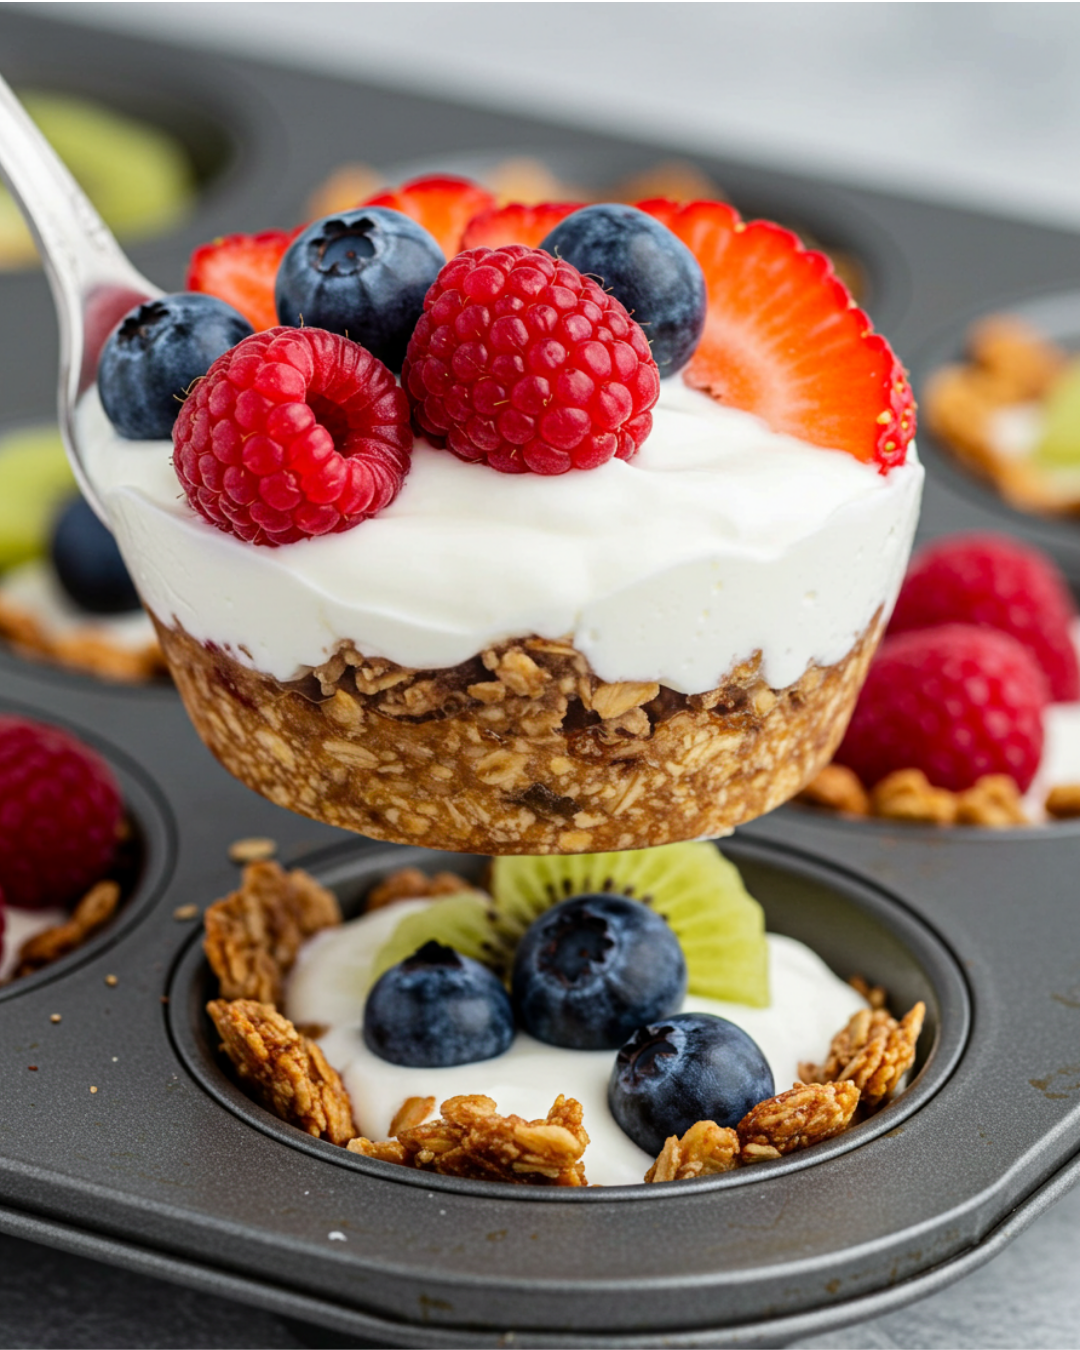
[285,899,867,1187]
[80,380,922,695]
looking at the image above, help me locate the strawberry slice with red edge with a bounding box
[460,201,585,253]
[186,229,300,333]
[637,198,915,472]
[362,175,496,258]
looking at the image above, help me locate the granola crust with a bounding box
[207,998,356,1144]
[347,1092,589,1186]
[203,861,341,1004]
[155,612,884,853]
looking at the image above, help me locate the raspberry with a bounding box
[402,245,660,474]
[834,624,1049,793]
[174,327,413,546]
[0,718,122,910]
[888,533,1080,703]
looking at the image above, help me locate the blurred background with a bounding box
[2,4,1080,1348]
[41,1,1080,229]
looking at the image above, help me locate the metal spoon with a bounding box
[0,72,162,522]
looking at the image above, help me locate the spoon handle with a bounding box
[0,73,160,516]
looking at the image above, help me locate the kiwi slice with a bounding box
[1035,359,1080,468]
[0,425,76,570]
[368,890,514,988]
[491,843,769,1007]
[0,93,194,268]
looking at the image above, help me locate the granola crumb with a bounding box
[207,998,356,1144]
[49,1014,61,1024]
[89,1085,98,1094]
[228,836,278,864]
[955,774,1028,827]
[797,764,871,816]
[848,975,888,1010]
[802,1002,926,1112]
[1045,783,1080,819]
[644,1120,740,1183]
[736,1081,861,1162]
[389,1095,436,1135]
[365,867,473,912]
[14,880,121,979]
[872,769,958,824]
[203,861,341,1004]
[104,974,118,987]
[348,1093,589,1186]
[173,904,200,921]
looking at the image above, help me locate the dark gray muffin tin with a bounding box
[1,11,1080,1347]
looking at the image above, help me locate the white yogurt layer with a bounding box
[0,558,157,651]
[0,906,67,984]
[285,899,867,1187]
[80,380,923,695]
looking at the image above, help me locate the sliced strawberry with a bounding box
[637,198,915,471]
[460,201,585,253]
[186,229,299,333]
[362,175,496,258]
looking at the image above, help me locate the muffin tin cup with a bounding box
[2,9,1080,1344]
[168,835,969,1199]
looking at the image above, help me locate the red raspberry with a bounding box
[402,245,660,474]
[174,328,413,546]
[835,624,1048,793]
[888,533,1080,703]
[0,718,122,910]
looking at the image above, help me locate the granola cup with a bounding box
[153,610,884,854]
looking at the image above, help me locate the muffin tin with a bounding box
[2,9,1080,1347]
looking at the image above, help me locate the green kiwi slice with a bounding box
[1035,359,1080,468]
[0,425,76,570]
[491,843,769,1006]
[368,890,514,988]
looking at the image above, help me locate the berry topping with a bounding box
[275,207,444,372]
[888,533,1080,703]
[363,940,514,1068]
[539,204,707,378]
[50,496,140,614]
[0,717,122,910]
[402,244,660,474]
[510,895,687,1050]
[835,624,1048,793]
[639,199,915,471]
[460,201,583,253]
[362,175,496,257]
[187,229,300,333]
[609,1012,774,1156]
[173,327,412,547]
[98,293,254,440]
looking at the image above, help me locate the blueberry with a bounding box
[50,496,140,614]
[363,940,514,1068]
[97,293,253,441]
[275,208,444,372]
[539,204,706,378]
[511,895,686,1050]
[609,1012,774,1156]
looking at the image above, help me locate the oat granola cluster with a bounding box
[203,860,927,1186]
[925,316,1074,514]
[159,613,882,855]
[0,592,165,683]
